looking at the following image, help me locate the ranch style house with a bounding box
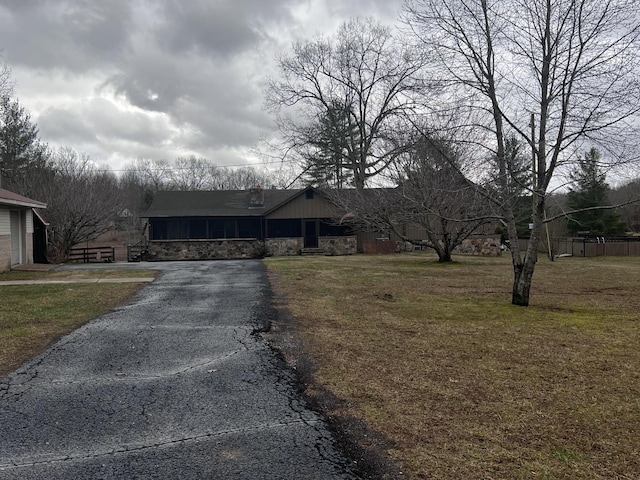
[142,186,360,260]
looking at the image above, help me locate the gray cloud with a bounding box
[0,0,403,170]
[0,0,133,71]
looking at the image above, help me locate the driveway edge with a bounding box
[262,270,408,480]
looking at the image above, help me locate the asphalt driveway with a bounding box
[0,260,358,479]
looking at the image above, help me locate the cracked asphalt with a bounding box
[0,260,359,479]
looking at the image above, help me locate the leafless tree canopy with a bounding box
[403,0,640,305]
[266,18,429,189]
[121,156,278,193]
[30,148,124,262]
[335,133,494,262]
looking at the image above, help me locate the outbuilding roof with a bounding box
[0,188,47,209]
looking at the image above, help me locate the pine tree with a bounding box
[566,148,626,236]
[0,94,49,191]
[303,101,357,188]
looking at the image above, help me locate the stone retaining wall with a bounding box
[265,237,303,257]
[318,236,357,256]
[148,239,265,261]
[149,235,360,260]
[454,236,501,256]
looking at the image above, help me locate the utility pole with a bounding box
[530,112,553,261]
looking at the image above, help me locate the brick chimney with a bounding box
[249,185,264,207]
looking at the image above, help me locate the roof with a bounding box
[0,188,47,209]
[143,187,399,219]
[144,189,305,218]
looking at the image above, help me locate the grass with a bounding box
[265,253,640,480]
[0,269,156,281]
[0,269,157,376]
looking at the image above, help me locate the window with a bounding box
[238,218,262,238]
[319,219,352,236]
[151,217,264,240]
[209,219,225,239]
[190,219,206,239]
[267,219,302,238]
[151,219,167,240]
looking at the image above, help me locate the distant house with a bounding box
[0,188,47,272]
[142,186,357,260]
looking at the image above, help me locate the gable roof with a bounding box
[0,188,47,209]
[144,189,305,218]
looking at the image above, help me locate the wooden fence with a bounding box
[68,246,115,263]
[519,237,640,257]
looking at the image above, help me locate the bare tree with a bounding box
[168,155,219,190]
[125,157,174,193]
[404,0,640,305]
[32,148,124,262]
[337,133,492,262]
[217,166,274,190]
[266,17,428,189]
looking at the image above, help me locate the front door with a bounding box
[304,220,318,248]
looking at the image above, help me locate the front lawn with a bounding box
[265,254,640,479]
[0,269,157,376]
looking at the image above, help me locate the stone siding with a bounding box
[318,236,357,256]
[148,239,265,261]
[147,236,359,260]
[265,237,303,257]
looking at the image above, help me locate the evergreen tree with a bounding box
[566,148,626,235]
[0,94,49,191]
[303,101,357,188]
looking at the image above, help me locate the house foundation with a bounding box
[147,239,265,261]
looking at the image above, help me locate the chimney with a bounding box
[249,185,264,207]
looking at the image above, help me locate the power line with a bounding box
[94,156,301,174]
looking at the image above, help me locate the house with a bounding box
[0,188,47,272]
[142,186,357,260]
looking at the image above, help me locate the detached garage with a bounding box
[0,188,47,272]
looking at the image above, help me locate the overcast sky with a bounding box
[0,0,403,173]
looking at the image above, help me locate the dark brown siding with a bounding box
[266,192,345,219]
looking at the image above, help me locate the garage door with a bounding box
[10,210,21,265]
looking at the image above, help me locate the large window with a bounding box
[149,217,351,241]
[319,219,352,236]
[150,217,263,240]
[151,219,168,240]
[238,219,262,238]
[265,218,353,238]
[267,219,302,238]
[190,219,207,238]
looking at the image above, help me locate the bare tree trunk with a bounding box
[510,195,545,306]
[404,0,640,306]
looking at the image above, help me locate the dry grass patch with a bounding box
[265,254,640,479]
[0,269,157,376]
